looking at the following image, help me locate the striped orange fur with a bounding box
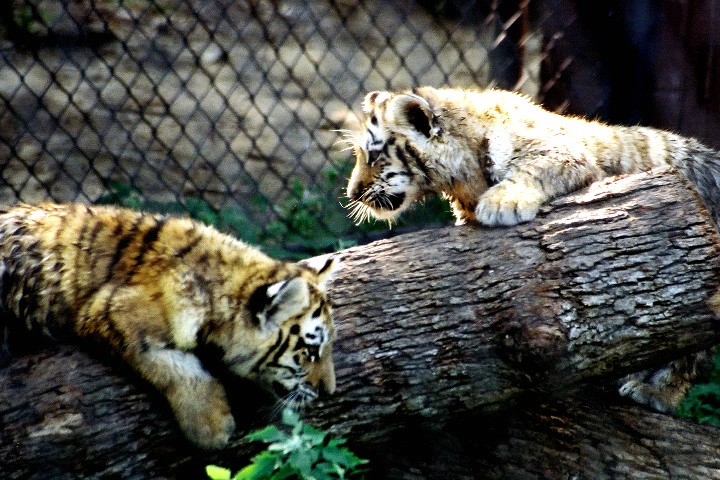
[0,202,339,449]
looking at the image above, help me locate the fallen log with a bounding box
[372,393,720,479]
[2,169,720,478]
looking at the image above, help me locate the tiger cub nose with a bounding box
[347,182,363,201]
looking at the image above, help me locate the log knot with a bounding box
[496,283,569,380]
[498,320,567,375]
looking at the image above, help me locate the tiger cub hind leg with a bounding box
[618,350,712,413]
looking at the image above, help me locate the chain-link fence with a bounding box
[0,0,682,257]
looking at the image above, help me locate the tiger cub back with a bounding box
[345,86,720,227]
[0,202,339,449]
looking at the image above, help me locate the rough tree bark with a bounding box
[2,169,720,479]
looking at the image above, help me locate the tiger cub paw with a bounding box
[169,379,236,450]
[618,378,678,413]
[475,182,544,226]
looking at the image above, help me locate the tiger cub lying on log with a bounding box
[345,86,720,227]
[344,86,720,413]
[0,203,338,449]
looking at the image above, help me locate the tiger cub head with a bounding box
[345,89,444,223]
[216,255,339,408]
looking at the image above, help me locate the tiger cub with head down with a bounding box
[344,86,720,414]
[0,203,338,449]
[345,86,720,227]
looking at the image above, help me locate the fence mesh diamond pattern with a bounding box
[0,0,576,257]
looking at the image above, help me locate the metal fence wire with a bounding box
[0,0,617,257]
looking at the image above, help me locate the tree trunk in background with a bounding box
[2,169,720,479]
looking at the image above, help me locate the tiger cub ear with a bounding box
[298,254,341,291]
[387,93,436,138]
[362,91,391,113]
[250,277,310,330]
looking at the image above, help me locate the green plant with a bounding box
[258,164,453,258]
[5,3,55,36]
[96,181,261,245]
[96,166,454,260]
[206,409,368,480]
[677,348,720,426]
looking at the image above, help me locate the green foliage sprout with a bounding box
[206,409,368,480]
[96,164,453,260]
[677,347,720,427]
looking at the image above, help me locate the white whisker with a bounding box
[346,200,371,225]
[330,128,356,136]
[333,136,355,145]
[332,129,361,150]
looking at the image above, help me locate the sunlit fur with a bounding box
[346,86,720,227]
[0,203,339,449]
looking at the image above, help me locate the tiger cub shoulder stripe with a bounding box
[345,86,720,226]
[0,202,339,450]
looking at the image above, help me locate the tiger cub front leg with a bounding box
[139,348,236,450]
[78,284,235,449]
[475,180,546,226]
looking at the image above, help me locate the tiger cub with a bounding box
[345,86,720,227]
[343,86,720,414]
[0,203,338,450]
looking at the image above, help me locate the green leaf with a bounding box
[234,463,263,480]
[264,220,289,240]
[246,425,287,443]
[307,464,336,480]
[282,408,301,427]
[677,380,720,427]
[234,452,278,480]
[321,446,367,470]
[301,424,327,446]
[326,438,347,448]
[185,197,220,227]
[268,462,297,480]
[218,206,260,244]
[698,415,720,428]
[288,448,318,475]
[205,465,232,480]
